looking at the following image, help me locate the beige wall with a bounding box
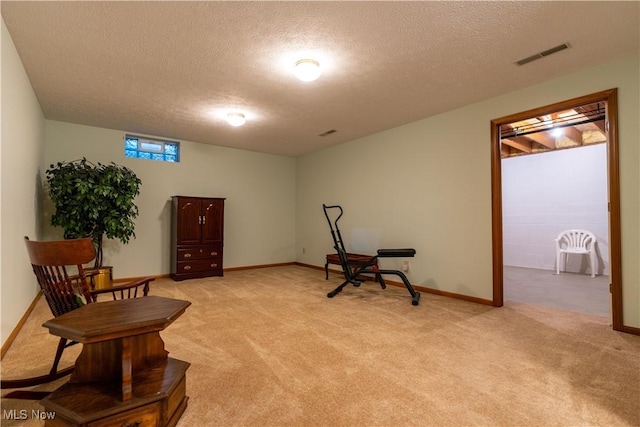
[296,53,639,328]
[1,19,46,344]
[43,121,297,279]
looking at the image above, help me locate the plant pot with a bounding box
[86,266,113,291]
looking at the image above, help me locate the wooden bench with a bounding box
[325,253,379,280]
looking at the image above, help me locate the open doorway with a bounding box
[490,89,622,330]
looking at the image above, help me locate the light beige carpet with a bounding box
[1,266,639,426]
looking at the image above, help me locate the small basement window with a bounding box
[125,134,180,162]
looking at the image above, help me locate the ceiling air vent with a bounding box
[515,42,570,66]
[318,129,337,137]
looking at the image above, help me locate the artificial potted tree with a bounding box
[46,158,142,288]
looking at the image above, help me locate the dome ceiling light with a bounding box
[295,59,321,82]
[226,112,246,127]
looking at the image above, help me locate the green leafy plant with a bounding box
[46,158,142,268]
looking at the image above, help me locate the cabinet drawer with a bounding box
[177,245,221,261]
[89,402,160,427]
[177,259,222,273]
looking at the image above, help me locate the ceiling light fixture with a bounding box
[226,112,246,127]
[295,59,321,82]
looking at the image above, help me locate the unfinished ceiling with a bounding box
[1,1,638,157]
[500,101,607,158]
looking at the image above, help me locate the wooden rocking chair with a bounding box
[1,237,155,399]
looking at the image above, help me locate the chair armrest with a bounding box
[90,276,155,300]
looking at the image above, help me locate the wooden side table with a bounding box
[40,296,191,427]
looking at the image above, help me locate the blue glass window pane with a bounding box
[138,152,151,159]
[166,144,178,155]
[165,155,177,162]
[125,150,137,158]
[151,153,164,160]
[125,138,138,149]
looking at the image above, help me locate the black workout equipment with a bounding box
[322,204,421,306]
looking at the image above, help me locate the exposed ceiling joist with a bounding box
[525,132,556,149]
[502,137,533,154]
[500,101,608,158]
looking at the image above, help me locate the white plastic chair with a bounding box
[555,229,597,277]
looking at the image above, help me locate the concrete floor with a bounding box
[503,265,611,318]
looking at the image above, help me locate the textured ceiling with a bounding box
[2,1,639,157]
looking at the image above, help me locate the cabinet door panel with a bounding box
[201,199,224,244]
[176,198,201,245]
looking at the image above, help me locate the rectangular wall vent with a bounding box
[318,129,337,137]
[515,42,570,66]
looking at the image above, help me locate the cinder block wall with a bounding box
[502,143,608,275]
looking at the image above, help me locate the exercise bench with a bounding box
[322,204,421,306]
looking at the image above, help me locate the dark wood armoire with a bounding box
[171,196,225,281]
